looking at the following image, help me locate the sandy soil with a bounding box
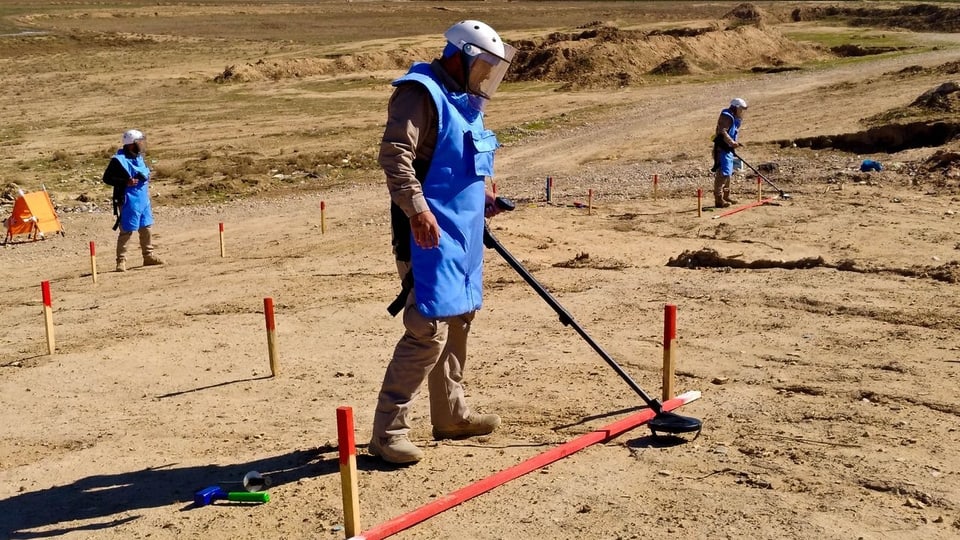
[2,2,960,539]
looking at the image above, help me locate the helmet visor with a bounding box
[463,42,517,99]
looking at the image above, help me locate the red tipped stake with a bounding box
[41,281,55,354]
[320,200,327,234]
[264,297,279,376]
[697,188,703,217]
[663,304,677,400]
[653,174,659,200]
[337,406,361,537]
[219,222,226,258]
[89,241,98,284]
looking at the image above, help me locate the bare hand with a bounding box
[410,211,441,249]
[484,190,502,218]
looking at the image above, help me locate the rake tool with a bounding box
[733,152,791,200]
[485,198,702,437]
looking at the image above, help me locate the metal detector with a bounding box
[485,198,702,437]
[733,152,791,200]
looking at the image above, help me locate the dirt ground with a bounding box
[2,2,960,539]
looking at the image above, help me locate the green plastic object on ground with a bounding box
[227,491,270,503]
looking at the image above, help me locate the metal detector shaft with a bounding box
[733,152,789,197]
[483,226,663,413]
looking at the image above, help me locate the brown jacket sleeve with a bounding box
[379,82,438,218]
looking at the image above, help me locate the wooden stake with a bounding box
[337,406,361,538]
[587,188,593,215]
[653,174,659,200]
[42,281,55,355]
[321,200,327,234]
[219,222,226,258]
[696,188,702,217]
[264,297,279,377]
[89,241,98,284]
[662,304,677,401]
[545,177,552,203]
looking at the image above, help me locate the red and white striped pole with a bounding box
[662,304,677,400]
[219,222,226,258]
[264,297,279,376]
[337,406,361,537]
[42,281,55,355]
[321,201,327,234]
[89,241,98,284]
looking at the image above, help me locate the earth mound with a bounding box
[507,23,823,89]
[792,3,960,32]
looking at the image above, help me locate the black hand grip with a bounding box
[494,196,515,211]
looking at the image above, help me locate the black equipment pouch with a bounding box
[386,158,430,316]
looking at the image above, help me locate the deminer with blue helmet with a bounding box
[711,97,748,208]
[371,20,516,464]
[102,129,163,271]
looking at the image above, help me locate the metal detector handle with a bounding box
[482,225,662,413]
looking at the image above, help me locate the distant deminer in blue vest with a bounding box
[371,20,516,464]
[102,129,164,272]
[712,97,749,208]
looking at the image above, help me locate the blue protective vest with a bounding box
[393,63,499,318]
[113,149,154,232]
[716,108,742,176]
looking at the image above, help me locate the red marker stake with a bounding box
[89,241,98,284]
[697,188,703,217]
[219,222,226,258]
[42,281,55,355]
[264,297,279,376]
[321,200,327,235]
[337,406,361,537]
[663,304,677,400]
[653,174,659,200]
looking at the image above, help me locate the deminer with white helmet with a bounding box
[711,97,749,208]
[102,129,163,271]
[371,20,516,464]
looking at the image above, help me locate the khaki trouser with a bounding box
[116,226,156,262]
[713,171,732,203]
[373,261,474,438]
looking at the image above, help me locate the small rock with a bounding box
[711,377,729,385]
[905,497,926,509]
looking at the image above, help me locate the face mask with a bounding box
[461,42,517,100]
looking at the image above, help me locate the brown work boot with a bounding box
[368,435,424,464]
[714,197,730,208]
[433,413,501,440]
[723,190,738,204]
[143,254,164,266]
[116,259,127,272]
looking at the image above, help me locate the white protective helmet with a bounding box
[444,20,517,99]
[730,97,748,110]
[122,129,145,145]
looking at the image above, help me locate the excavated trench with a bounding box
[776,121,960,154]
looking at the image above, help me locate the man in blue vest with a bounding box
[712,98,748,208]
[102,129,163,272]
[371,20,516,464]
